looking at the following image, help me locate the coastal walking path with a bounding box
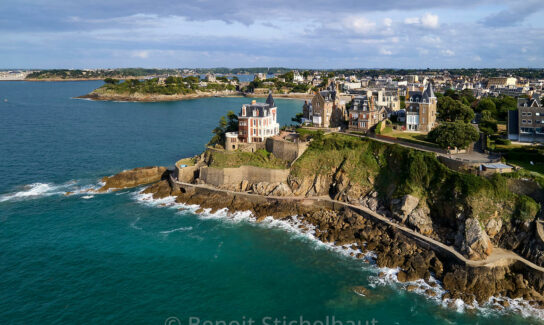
[333,131,500,164]
[170,176,544,273]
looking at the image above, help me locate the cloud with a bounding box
[404,13,438,28]
[131,50,150,59]
[421,13,439,28]
[404,17,420,25]
[0,1,544,68]
[441,49,455,56]
[481,0,544,27]
[383,18,393,27]
[380,48,393,55]
[343,16,376,34]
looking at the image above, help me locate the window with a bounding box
[528,112,533,116]
[536,112,541,116]
[522,120,527,124]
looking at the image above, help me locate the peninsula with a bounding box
[95,92,544,312]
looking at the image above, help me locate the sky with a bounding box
[1,0,543,69]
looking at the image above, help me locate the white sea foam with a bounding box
[130,217,142,230]
[0,179,110,203]
[0,182,68,202]
[131,191,544,320]
[160,226,193,234]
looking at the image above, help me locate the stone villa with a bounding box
[226,93,280,150]
[347,94,387,132]
[405,83,437,132]
[302,82,346,128]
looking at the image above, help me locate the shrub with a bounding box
[495,138,511,145]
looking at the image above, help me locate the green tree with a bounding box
[427,121,480,149]
[104,78,119,84]
[400,95,406,110]
[479,110,498,135]
[292,112,304,124]
[207,111,238,147]
[476,98,497,115]
[437,96,475,123]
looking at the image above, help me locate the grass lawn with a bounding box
[382,129,439,148]
[493,144,544,176]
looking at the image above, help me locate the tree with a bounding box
[400,95,406,110]
[427,121,480,149]
[104,78,119,84]
[479,110,498,135]
[207,111,238,147]
[437,96,475,123]
[475,98,497,115]
[292,112,304,124]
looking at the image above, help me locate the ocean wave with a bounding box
[0,182,69,202]
[367,265,544,320]
[0,180,107,203]
[160,226,193,234]
[131,191,544,320]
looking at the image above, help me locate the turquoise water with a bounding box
[0,81,539,324]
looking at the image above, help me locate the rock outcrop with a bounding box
[462,218,493,260]
[406,202,433,235]
[98,166,167,192]
[391,195,420,223]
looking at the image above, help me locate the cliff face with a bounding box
[287,134,541,262]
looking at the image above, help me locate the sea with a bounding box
[0,81,541,324]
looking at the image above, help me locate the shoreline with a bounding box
[136,174,544,318]
[76,91,310,102]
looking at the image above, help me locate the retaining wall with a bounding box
[199,165,290,187]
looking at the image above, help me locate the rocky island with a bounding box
[77,76,241,102]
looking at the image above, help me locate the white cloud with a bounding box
[132,50,150,59]
[404,17,420,25]
[417,48,429,55]
[473,55,482,61]
[421,13,439,28]
[441,49,455,56]
[380,48,393,55]
[404,13,439,29]
[521,47,527,53]
[383,18,393,27]
[343,16,376,34]
[421,35,441,44]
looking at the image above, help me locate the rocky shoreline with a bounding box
[95,166,544,314]
[76,90,244,102]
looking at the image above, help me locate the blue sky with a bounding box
[1,0,543,69]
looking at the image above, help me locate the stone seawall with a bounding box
[199,165,290,187]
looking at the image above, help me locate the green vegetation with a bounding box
[208,111,238,147]
[378,127,438,148]
[244,75,310,94]
[427,121,480,149]
[96,77,236,96]
[291,133,538,221]
[437,96,474,123]
[26,68,183,80]
[176,157,197,167]
[495,145,544,175]
[207,149,289,169]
